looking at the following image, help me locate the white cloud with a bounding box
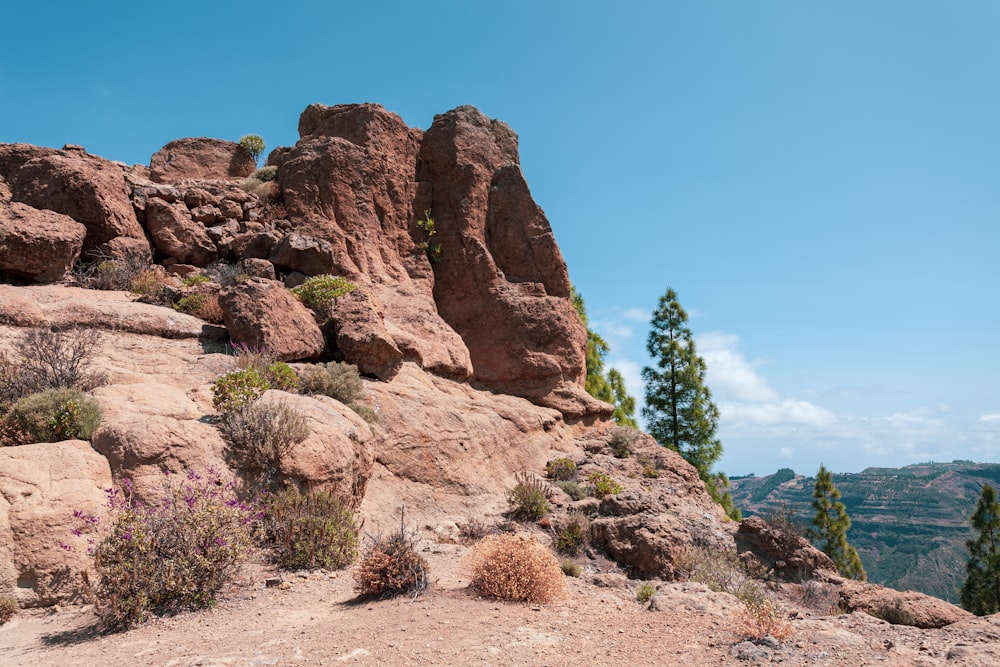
[979,413,1000,423]
[621,308,649,322]
[779,447,795,459]
[697,331,779,403]
[720,399,836,428]
[607,357,644,404]
[592,320,633,341]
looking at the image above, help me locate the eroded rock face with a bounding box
[149,137,257,183]
[0,440,112,607]
[838,580,974,629]
[218,278,325,361]
[8,150,144,254]
[416,106,595,416]
[0,202,87,282]
[145,198,218,266]
[735,515,838,582]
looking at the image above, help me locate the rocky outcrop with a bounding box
[0,202,87,282]
[0,439,112,607]
[7,149,146,255]
[838,579,974,629]
[144,198,218,266]
[735,515,838,581]
[149,137,257,183]
[218,278,325,361]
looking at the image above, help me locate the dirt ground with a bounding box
[4,539,1000,667]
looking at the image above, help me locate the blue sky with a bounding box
[2,2,997,476]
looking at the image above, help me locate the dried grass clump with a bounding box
[0,595,17,625]
[467,534,566,603]
[507,472,552,521]
[220,399,309,473]
[735,598,793,643]
[267,487,358,570]
[353,519,428,599]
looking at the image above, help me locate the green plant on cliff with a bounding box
[415,210,442,262]
[290,275,357,316]
[239,134,266,164]
[809,465,866,580]
[960,483,1000,615]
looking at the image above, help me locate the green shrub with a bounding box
[467,534,565,603]
[77,253,151,291]
[265,362,299,392]
[220,399,310,473]
[0,595,17,625]
[545,457,577,481]
[267,487,358,570]
[130,266,169,300]
[353,519,428,599]
[736,598,793,642]
[560,559,581,577]
[290,275,357,316]
[609,426,639,458]
[555,480,588,501]
[212,368,270,413]
[636,582,657,603]
[348,403,378,424]
[76,470,259,630]
[554,512,589,555]
[299,362,364,404]
[173,293,206,315]
[2,388,102,446]
[676,546,767,605]
[507,473,551,521]
[252,166,278,182]
[586,471,622,499]
[239,134,266,163]
[642,463,660,478]
[181,274,210,287]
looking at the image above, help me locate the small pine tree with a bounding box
[809,465,865,580]
[960,483,1000,615]
[571,287,637,428]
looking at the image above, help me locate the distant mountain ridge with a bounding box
[729,461,1000,603]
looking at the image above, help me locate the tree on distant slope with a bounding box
[571,287,637,428]
[642,287,738,520]
[960,483,1000,615]
[809,465,866,580]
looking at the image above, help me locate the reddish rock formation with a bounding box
[149,137,257,183]
[839,579,974,629]
[7,150,146,255]
[218,278,325,361]
[735,515,838,581]
[144,198,218,266]
[0,202,87,282]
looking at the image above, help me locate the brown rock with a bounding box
[0,440,113,607]
[183,187,219,208]
[219,278,325,361]
[268,232,340,276]
[0,143,58,181]
[416,106,590,415]
[92,235,153,267]
[9,151,145,253]
[241,258,276,280]
[735,515,838,581]
[325,288,404,379]
[145,198,218,266]
[149,137,256,183]
[265,392,376,503]
[839,579,974,629]
[190,205,222,224]
[0,202,86,282]
[218,199,244,220]
[231,230,281,260]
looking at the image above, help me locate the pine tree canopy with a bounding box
[810,465,866,580]
[571,286,637,428]
[960,483,1000,615]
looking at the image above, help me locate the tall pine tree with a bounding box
[960,483,1000,615]
[571,287,637,428]
[810,465,866,580]
[642,287,738,519]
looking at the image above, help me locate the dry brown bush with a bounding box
[735,598,793,642]
[353,523,428,599]
[467,534,566,603]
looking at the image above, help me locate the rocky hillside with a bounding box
[730,462,1000,602]
[2,103,998,664]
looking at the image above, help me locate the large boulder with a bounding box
[838,579,974,629]
[219,278,325,361]
[0,202,87,282]
[735,515,838,581]
[144,198,218,266]
[0,440,113,607]
[8,150,144,253]
[325,287,403,380]
[149,137,257,183]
